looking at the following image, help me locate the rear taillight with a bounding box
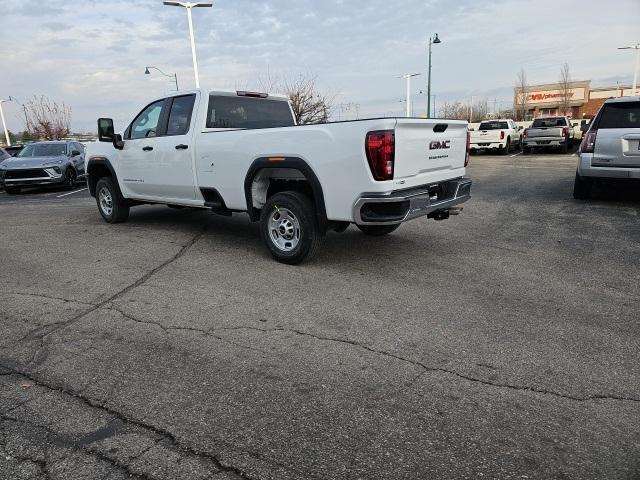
[500,130,505,140]
[523,129,528,137]
[465,131,470,167]
[562,127,569,137]
[581,130,597,153]
[365,130,394,181]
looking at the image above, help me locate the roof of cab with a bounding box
[604,95,640,104]
[163,88,289,102]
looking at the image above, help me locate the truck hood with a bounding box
[0,156,66,169]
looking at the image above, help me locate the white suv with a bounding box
[574,96,640,199]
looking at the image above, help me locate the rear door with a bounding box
[593,100,640,168]
[147,94,198,200]
[393,119,467,179]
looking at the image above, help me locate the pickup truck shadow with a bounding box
[585,180,640,203]
[127,206,423,266]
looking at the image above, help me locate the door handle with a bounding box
[175,144,189,150]
[142,146,153,152]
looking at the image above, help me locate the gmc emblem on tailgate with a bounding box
[429,140,451,150]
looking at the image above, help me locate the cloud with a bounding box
[0,0,638,131]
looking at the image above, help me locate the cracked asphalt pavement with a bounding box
[0,154,639,479]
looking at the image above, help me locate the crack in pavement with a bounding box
[208,326,640,403]
[0,365,255,479]
[17,228,207,369]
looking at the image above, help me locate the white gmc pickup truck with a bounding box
[86,89,472,264]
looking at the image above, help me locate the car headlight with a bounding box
[44,166,62,176]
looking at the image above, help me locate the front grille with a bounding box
[5,169,47,179]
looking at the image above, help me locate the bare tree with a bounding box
[514,68,529,121]
[470,98,488,122]
[24,95,71,140]
[257,72,334,124]
[558,62,572,117]
[439,101,468,120]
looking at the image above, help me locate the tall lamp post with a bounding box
[145,66,179,91]
[0,97,14,146]
[618,43,640,96]
[426,33,441,118]
[163,1,213,89]
[400,73,421,117]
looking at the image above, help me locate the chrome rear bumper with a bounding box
[353,177,472,225]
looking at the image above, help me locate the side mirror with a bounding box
[113,133,124,150]
[98,118,115,142]
[580,123,589,133]
[71,150,81,157]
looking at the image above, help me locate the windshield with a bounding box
[479,121,508,130]
[17,143,67,157]
[532,118,567,128]
[206,95,295,129]
[0,149,10,161]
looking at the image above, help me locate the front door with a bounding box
[118,99,165,197]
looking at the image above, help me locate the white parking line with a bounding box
[56,188,87,198]
[510,152,522,158]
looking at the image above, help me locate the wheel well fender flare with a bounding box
[86,156,118,197]
[244,157,328,229]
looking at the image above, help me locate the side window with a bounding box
[166,95,196,136]
[129,100,164,140]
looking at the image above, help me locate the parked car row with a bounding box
[0,141,86,194]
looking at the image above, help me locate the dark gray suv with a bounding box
[0,141,86,194]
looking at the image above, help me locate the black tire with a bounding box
[260,191,321,265]
[4,186,20,194]
[523,146,531,155]
[95,177,129,223]
[64,168,77,190]
[561,141,569,154]
[501,138,511,155]
[357,224,401,236]
[573,172,592,200]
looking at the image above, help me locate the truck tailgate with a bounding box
[527,127,563,138]
[471,130,501,143]
[393,119,467,180]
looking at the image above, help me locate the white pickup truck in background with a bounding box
[86,89,472,264]
[469,119,522,154]
[523,116,575,154]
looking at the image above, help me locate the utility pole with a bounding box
[0,99,10,146]
[617,43,640,95]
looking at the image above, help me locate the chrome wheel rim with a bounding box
[66,170,76,187]
[98,187,113,216]
[268,207,300,252]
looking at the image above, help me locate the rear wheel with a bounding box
[260,191,321,265]
[523,146,531,155]
[357,224,401,236]
[561,141,569,154]
[96,177,129,223]
[64,168,77,190]
[501,138,511,155]
[4,186,20,194]
[573,172,592,199]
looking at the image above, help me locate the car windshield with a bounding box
[479,122,508,130]
[532,118,567,128]
[17,143,67,157]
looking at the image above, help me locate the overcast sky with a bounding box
[1,0,638,132]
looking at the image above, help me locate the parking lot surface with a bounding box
[0,153,638,480]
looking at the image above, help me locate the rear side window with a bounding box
[167,95,196,136]
[206,95,295,129]
[598,102,640,129]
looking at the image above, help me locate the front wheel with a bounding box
[260,191,321,265]
[357,224,401,236]
[95,177,129,223]
[64,168,77,190]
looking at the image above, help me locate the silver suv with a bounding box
[574,96,640,198]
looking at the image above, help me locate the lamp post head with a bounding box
[433,33,441,44]
[144,67,151,75]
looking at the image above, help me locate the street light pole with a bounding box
[618,43,640,95]
[145,66,179,91]
[427,33,441,119]
[400,73,421,117]
[0,99,10,146]
[163,1,213,89]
